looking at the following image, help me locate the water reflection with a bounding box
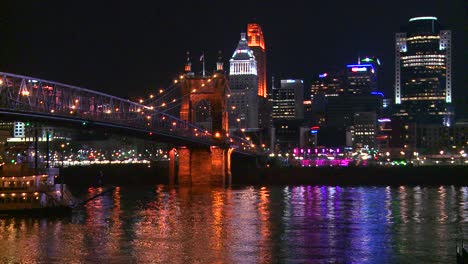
[0,185,466,263]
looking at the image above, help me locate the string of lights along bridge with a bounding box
[0,71,259,154]
[135,74,259,149]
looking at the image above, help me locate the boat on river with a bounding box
[0,169,75,214]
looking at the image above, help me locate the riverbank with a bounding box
[59,162,168,187]
[58,163,468,187]
[235,166,468,186]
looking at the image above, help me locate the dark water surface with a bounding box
[0,185,467,263]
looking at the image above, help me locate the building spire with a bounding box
[184,51,192,73]
[200,52,205,77]
[216,50,223,72]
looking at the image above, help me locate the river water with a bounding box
[0,185,467,263]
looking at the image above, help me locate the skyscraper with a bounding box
[309,71,345,125]
[311,71,345,99]
[395,16,453,126]
[247,23,267,98]
[246,24,271,144]
[228,33,258,130]
[360,57,383,92]
[352,112,377,149]
[272,79,304,120]
[346,62,378,95]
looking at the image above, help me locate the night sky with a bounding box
[1,1,466,116]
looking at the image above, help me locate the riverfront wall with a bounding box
[55,162,468,187]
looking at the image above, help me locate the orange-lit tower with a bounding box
[247,23,267,98]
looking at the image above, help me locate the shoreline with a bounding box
[45,164,468,187]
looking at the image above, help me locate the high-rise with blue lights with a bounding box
[394,16,453,126]
[346,60,379,95]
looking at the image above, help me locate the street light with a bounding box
[60,144,65,167]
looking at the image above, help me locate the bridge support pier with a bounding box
[168,148,176,185]
[170,146,232,186]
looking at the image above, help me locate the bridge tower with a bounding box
[170,54,233,186]
[179,54,229,137]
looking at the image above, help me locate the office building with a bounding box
[247,23,267,98]
[415,121,467,153]
[228,33,259,130]
[270,119,309,153]
[346,62,378,95]
[310,71,345,125]
[395,16,453,126]
[272,79,304,120]
[310,71,345,100]
[13,122,25,138]
[376,117,393,150]
[352,112,377,149]
[326,93,383,128]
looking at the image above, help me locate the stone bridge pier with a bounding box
[167,54,235,186]
[169,146,234,186]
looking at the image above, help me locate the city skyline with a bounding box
[0,3,467,262]
[0,1,465,116]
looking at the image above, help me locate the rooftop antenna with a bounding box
[200,52,205,77]
[184,51,192,73]
[216,50,223,72]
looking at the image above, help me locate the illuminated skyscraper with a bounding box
[247,23,267,98]
[346,60,379,95]
[248,24,271,141]
[395,16,453,126]
[229,33,257,88]
[228,33,258,130]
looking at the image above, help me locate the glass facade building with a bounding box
[394,16,453,126]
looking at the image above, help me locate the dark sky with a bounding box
[1,1,466,116]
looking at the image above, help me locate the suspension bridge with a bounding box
[0,67,263,185]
